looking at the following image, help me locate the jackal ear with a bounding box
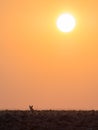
[29,105,33,108]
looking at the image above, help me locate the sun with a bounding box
[56,13,76,33]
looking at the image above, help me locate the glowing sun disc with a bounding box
[56,13,76,32]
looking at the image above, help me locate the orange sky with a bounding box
[0,0,98,110]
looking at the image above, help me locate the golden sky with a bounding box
[0,0,98,110]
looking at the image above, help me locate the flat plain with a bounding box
[0,110,98,130]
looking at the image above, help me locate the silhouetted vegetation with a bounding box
[0,110,98,130]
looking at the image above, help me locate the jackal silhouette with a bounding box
[29,105,34,113]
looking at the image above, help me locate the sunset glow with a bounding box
[0,1,98,110]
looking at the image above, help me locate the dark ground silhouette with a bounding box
[0,110,98,130]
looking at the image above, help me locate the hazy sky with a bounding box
[0,0,98,110]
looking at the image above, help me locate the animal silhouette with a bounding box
[29,105,34,113]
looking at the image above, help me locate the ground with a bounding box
[0,110,98,130]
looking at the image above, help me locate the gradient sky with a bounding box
[0,0,98,110]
